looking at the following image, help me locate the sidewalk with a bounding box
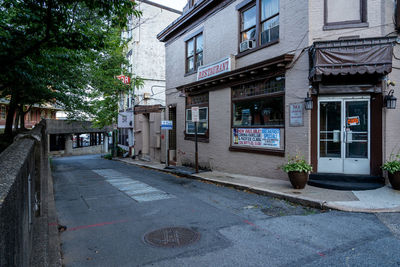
[116,158,400,213]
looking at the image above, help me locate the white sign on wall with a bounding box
[197,57,231,81]
[118,111,134,128]
[191,106,199,122]
[289,103,304,127]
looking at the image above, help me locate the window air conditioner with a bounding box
[239,40,255,52]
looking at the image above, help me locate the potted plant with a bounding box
[282,155,313,189]
[382,154,400,190]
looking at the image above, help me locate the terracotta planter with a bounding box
[388,171,400,190]
[288,171,309,189]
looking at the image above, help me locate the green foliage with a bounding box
[382,154,400,174]
[282,155,313,173]
[103,153,113,160]
[83,27,144,128]
[0,0,142,135]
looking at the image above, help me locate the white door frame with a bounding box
[317,95,370,174]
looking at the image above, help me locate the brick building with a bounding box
[158,0,400,187]
[0,99,58,132]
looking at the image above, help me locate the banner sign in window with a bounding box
[347,116,360,126]
[232,128,280,148]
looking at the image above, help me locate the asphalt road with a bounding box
[52,154,400,267]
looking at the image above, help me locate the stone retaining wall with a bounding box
[0,120,61,266]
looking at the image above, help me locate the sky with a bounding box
[149,0,188,11]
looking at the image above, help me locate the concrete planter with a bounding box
[388,171,400,190]
[288,171,309,189]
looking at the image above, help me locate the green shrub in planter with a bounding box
[104,153,113,160]
[282,155,312,173]
[382,154,400,174]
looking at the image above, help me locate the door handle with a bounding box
[346,130,353,143]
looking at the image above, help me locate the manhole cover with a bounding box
[144,227,200,248]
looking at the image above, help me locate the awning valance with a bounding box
[309,37,396,81]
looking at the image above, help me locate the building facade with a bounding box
[0,99,58,132]
[118,0,181,161]
[158,0,400,181]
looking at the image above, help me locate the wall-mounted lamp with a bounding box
[384,89,397,109]
[304,92,313,110]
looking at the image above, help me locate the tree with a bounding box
[0,0,141,137]
[85,28,144,129]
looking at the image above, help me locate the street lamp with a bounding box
[304,92,313,110]
[384,89,397,109]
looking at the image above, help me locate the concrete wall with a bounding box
[0,121,61,266]
[49,144,105,157]
[46,119,110,135]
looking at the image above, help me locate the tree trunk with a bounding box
[14,108,20,131]
[19,110,26,130]
[4,93,18,137]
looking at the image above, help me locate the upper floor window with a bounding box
[186,33,203,73]
[324,0,367,30]
[239,0,279,53]
[260,0,279,45]
[241,5,256,42]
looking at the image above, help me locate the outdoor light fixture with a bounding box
[304,92,313,110]
[384,89,397,109]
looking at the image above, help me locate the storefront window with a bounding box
[231,75,285,151]
[185,92,209,138]
[186,107,208,134]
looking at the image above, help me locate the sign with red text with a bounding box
[197,57,231,81]
[232,128,280,148]
[116,75,131,85]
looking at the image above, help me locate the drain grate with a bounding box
[144,227,200,248]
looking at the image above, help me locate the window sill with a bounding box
[323,22,369,31]
[184,71,197,77]
[184,135,209,143]
[229,146,285,157]
[236,40,279,59]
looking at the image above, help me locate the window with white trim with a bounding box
[185,92,209,138]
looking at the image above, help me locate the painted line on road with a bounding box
[92,169,174,203]
[67,219,129,231]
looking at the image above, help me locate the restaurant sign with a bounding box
[232,128,280,148]
[197,57,231,81]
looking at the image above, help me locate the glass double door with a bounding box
[318,96,370,174]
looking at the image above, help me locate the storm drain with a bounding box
[144,227,200,248]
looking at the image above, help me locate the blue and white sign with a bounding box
[161,120,173,130]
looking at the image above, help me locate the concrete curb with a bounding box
[116,158,400,213]
[46,161,62,267]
